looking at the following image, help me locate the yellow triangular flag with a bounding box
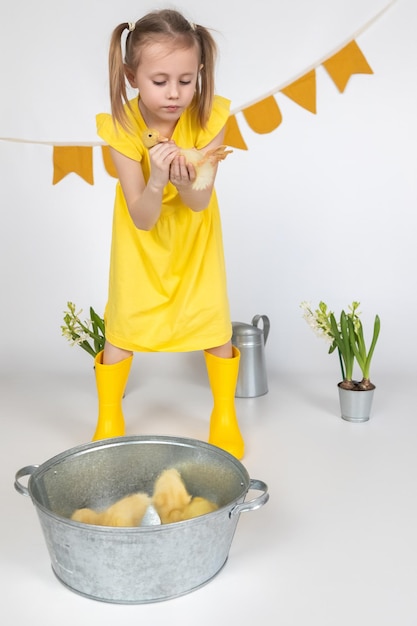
[101,146,118,178]
[322,40,373,93]
[224,115,248,150]
[280,70,317,114]
[52,146,94,185]
[243,96,282,134]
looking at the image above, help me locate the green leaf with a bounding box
[89,307,105,355]
[79,341,96,357]
[90,307,105,334]
[363,315,381,379]
[347,317,362,369]
[330,312,353,381]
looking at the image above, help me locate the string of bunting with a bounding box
[55,39,373,184]
[224,39,373,150]
[0,1,396,185]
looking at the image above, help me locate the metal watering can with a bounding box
[232,315,270,398]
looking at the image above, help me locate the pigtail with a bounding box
[108,23,134,130]
[193,25,217,129]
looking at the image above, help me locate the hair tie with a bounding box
[128,22,136,32]
[189,22,197,31]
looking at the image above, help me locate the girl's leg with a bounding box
[205,340,233,359]
[92,341,133,440]
[204,340,244,459]
[103,342,133,365]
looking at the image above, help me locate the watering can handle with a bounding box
[252,315,270,344]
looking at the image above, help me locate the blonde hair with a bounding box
[108,9,217,131]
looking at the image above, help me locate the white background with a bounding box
[1,2,417,624]
[1,0,415,380]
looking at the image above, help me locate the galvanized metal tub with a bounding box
[14,435,269,603]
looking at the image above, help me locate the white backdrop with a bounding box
[0,0,415,381]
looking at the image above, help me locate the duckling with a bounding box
[100,493,151,527]
[71,492,150,527]
[152,468,192,524]
[142,128,232,191]
[70,507,101,525]
[152,468,218,523]
[180,496,218,521]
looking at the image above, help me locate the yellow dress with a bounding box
[96,95,232,352]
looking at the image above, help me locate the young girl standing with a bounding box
[94,9,244,459]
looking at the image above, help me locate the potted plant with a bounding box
[300,301,381,421]
[61,301,105,358]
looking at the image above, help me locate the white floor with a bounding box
[2,353,417,625]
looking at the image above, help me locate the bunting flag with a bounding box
[280,69,317,114]
[101,146,118,178]
[242,96,283,134]
[224,114,248,150]
[52,146,94,185]
[322,40,373,92]
[0,0,397,184]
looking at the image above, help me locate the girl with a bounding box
[94,9,244,459]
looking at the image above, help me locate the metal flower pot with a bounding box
[14,435,269,604]
[338,383,375,422]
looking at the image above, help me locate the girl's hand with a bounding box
[169,155,197,191]
[148,141,179,190]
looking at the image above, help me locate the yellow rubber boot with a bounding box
[204,347,245,460]
[92,350,133,441]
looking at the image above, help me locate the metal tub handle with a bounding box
[14,465,39,496]
[229,479,269,517]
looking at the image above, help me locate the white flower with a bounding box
[68,330,92,347]
[61,301,105,358]
[300,301,333,344]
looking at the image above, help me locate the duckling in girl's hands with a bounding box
[142,128,232,191]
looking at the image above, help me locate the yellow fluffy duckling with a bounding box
[71,492,150,527]
[142,128,232,191]
[180,496,219,520]
[70,507,101,525]
[152,468,192,524]
[152,468,218,523]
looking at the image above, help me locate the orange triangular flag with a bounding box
[243,96,282,134]
[280,70,317,114]
[322,40,373,93]
[224,115,248,150]
[52,146,94,185]
[101,146,118,178]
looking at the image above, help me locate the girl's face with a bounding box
[126,40,200,129]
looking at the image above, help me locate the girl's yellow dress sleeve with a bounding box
[96,113,144,162]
